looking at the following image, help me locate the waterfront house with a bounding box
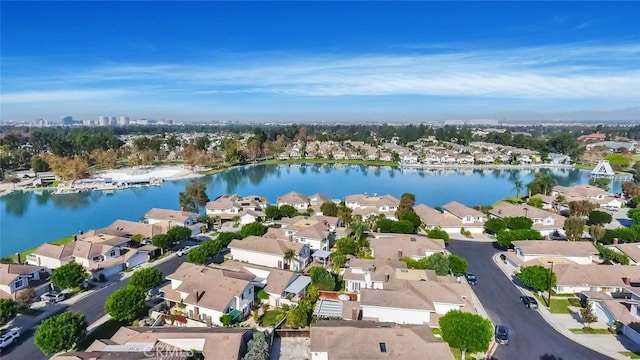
[310,321,455,360]
[442,201,486,229]
[205,194,266,225]
[107,219,166,244]
[413,203,484,234]
[368,233,446,260]
[488,202,565,236]
[504,240,598,270]
[160,262,255,326]
[0,263,49,300]
[266,215,343,251]
[552,184,621,210]
[345,194,400,220]
[144,208,203,236]
[228,235,311,271]
[277,191,311,211]
[309,193,333,215]
[53,326,252,360]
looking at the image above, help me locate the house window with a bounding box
[379,343,387,353]
[110,249,117,257]
[14,278,24,289]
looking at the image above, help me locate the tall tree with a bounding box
[35,312,87,355]
[128,268,164,292]
[439,311,493,360]
[320,202,338,217]
[589,225,606,243]
[50,262,89,290]
[517,265,556,292]
[179,181,210,212]
[580,303,598,329]
[395,193,416,219]
[283,248,298,270]
[564,216,586,241]
[105,287,146,322]
[512,179,524,201]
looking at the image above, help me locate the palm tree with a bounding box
[283,248,298,270]
[350,221,369,242]
[512,180,524,202]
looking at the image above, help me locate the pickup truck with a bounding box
[41,291,66,303]
[0,328,20,351]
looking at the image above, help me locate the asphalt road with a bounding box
[447,239,612,360]
[1,255,185,360]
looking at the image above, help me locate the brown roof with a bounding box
[513,240,597,258]
[369,233,445,260]
[413,204,469,228]
[145,208,198,222]
[442,201,485,219]
[108,220,166,238]
[31,243,66,259]
[361,280,470,311]
[205,194,241,211]
[163,263,254,312]
[310,321,454,360]
[489,203,565,228]
[0,263,43,286]
[613,243,640,263]
[209,260,298,296]
[77,234,130,247]
[344,258,407,283]
[57,326,249,360]
[309,193,332,206]
[32,240,114,261]
[553,185,608,199]
[277,191,310,205]
[554,264,640,288]
[345,194,399,208]
[229,236,305,256]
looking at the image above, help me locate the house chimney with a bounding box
[385,273,390,282]
[15,253,21,264]
[614,238,619,245]
[289,235,293,242]
[398,250,403,258]
[73,235,78,242]
[623,277,631,285]
[498,209,502,215]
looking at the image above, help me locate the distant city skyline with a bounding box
[1,2,639,123]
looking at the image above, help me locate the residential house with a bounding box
[553,264,640,294]
[205,194,266,225]
[345,194,400,220]
[504,240,598,270]
[53,326,252,360]
[228,236,311,271]
[413,203,484,234]
[343,259,407,293]
[277,191,311,211]
[548,153,571,165]
[578,133,607,142]
[488,202,565,236]
[610,242,640,265]
[266,215,344,251]
[160,263,256,326]
[309,193,333,215]
[552,184,621,210]
[368,233,446,260]
[441,201,486,232]
[580,290,640,345]
[144,208,203,236]
[310,320,455,360]
[107,219,166,244]
[0,263,49,299]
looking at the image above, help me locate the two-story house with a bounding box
[267,215,345,251]
[277,191,311,211]
[228,236,310,271]
[345,194,400,220]
[552,184,621,210]
[205,194,266,225]
[0,263,49,299]
[343,259,406,293]
[144,208,202,236]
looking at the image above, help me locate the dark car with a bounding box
[520,295,539,309]
[495,325,509,345]
[466,273,477,285]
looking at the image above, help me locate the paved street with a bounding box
[1,255,185,360]
[447,239,612,360]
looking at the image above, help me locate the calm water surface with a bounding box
[0,164,609,256]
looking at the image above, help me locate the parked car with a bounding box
[520,295,539,309]
[466,272,477,285]
[495,325,509,345]
[176,246,192,257]
[40,291,65,303]
[0,328,20,351]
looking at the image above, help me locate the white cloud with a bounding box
[1,89,129,104]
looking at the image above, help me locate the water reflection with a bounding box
[3,191,32,216]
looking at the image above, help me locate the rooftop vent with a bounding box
[410,237,416,242]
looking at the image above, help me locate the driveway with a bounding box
[447,239,611,360]
[1,256,186,360]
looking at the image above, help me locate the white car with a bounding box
[176,246,191,257]
[40,291,65,303]
[0,328,20,350]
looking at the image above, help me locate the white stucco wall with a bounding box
[26,255,66,269]
[229,248,284,269]
[311,352,329,360]
[361,305,430,325]
[433,303,462,314]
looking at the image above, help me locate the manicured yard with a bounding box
[621,351,640,359]
[569,328,613,334]
[259,310,285,327]
[549,298,572,314]
[75,319,123,351]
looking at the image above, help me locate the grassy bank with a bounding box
[9,235,75,263]
[262,158,398,166]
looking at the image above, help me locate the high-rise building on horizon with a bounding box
[109,116,117,126]
[98,115,109,126]
[60,116,73,126]
[118,116,130,126]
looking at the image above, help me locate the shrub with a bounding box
[220,314,233,326]
[257,289,269,300]
[427,228,450,243]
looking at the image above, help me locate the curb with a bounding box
[486,341,498,358]
[87,314,111,333]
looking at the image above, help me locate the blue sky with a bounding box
[1,1,639,123]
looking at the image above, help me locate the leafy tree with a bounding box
[568,200,597,217]
[337,203,353,225]
[526,173,557,196]
[179,181,210,212]
[31,155,50,172]
[484,218,507,234]
[216,232,243,247]
[589,225,606,243]
[517,265,556,292]
[629,208,640,225]
[265,205,281,220]
[622,182,640,199]
[241,221,267,238]
[391,220,415,234]
[594,243,630,265]
[51,262,88,290]
[589,177,611,190]
[439,310,493,360]
[186,246,209,265]
[0,298,19,325]
[278,204,298,218]
[496,229,544,248]
[448,254,469,276]
[309,266,335,291]
[220,314,233,326]
[427,228,450,244]
[167,226,192,243]
[130,234,144,246]
[350,221,369,241]
[588,210,612,226]
[527,197,543,208]
[35,312,87,355]
[198,215,213,231]
[605,153,631,170]
[152,234,172,250]
[286,303,309,329]
[424,253,451,275]
[400,211,421,229]
[564,216,586,242]
[334,237,358,255]
[105,286,146,322]
[580,303,598,328]
[395,192,416,219]
[505,216,533,230]
[332,254,347,269]
[242,331,270,360]
[128,268,163,292]
[376,218,395,233]
[320,202,338,217]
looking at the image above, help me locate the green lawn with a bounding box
[549,298,572,314]
[9,235,75,263]
[259,310,285,327]
[569,328,613,334]
[621,351,640,359]
[574,163,594,170]
[262,158,398,166]
[75,319,123,351]
[450,347,477,360]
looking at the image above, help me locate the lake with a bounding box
[0,164,609,257]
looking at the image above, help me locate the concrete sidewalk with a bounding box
[492,253,640,360]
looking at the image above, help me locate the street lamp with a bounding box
[547,261,554,308]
